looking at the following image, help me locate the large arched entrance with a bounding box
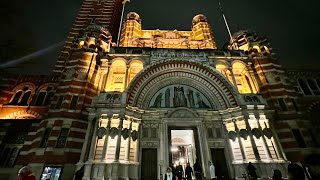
[126,60,239,179]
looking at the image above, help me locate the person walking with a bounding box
[194,159,202,180]
[164,167,175,180]
[247,162,258,180]
[209,161,216,180]
[185,162,193,180]
[18,166,36,180]
[176,163,183,180]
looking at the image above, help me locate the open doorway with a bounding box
[169,129,198,171]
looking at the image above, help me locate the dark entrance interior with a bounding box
[141,148,157,180]
[211,148,229,180]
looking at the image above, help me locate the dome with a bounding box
[192,14,207,25]
[126,12,141,23]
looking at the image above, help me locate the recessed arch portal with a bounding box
[126,60,239,109]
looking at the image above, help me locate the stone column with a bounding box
[247,62,261,91]
[233,119,246,161]
[83,116,100,180]
[229,67,238,90]
[102,63,110,91]
[267,114,286,160]
[101,115,112,161]
[78,117,93,164]
[256,118,272,160]
[244,118,261,161]
[134,122,141,162]
[125,118,133,162]
[124,64,129,88]
[87,117,100,161]
[114,115,124,162]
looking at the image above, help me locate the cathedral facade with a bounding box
[0,0,319,180]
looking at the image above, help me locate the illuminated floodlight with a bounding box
[171,147,178,152]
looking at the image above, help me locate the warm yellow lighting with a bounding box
[171,147,178,152]
[232,62,257,94]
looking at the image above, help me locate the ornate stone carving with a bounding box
[228,131,237,141]
[150,49,208,63]
[105,92,122,104]
[263,128,273,139]
[167,108,199,118]
[109,127,118,138]
[131,130,139,141]
[121,128,130,140]
[141,142,157,147]
[239,129,249,140]
[251,128,262,139]
[97,127,107,139]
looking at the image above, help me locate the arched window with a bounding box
[105,60,127,92]
[215,63,234,85]
[232,62,257,94]
[307,79,320,95]
[44,92,54,105]
[19,91,31,105]
[35,92,46,106]
[298,79,312,95]
[10,91,22,105]
[127,60,143,85]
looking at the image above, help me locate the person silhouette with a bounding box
[247,162,257,180]
[164,167,174,180]
[194,159,202,180]
[185,162,193,180]
[209,161,216,180]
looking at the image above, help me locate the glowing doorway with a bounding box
[170,130,197,169]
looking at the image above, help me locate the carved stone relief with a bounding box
[149,85,211,108]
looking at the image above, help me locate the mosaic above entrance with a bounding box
[149,85,212,108]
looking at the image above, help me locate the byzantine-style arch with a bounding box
[1,110,43,119]
[126,59,239,109]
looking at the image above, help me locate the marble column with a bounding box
[124,64,129,88]
[101,115,112,161]
[87,117,100,161]
[78,117,93,164]
[125,119,133,162]
[229,67,238,91]
[134,122,141,162]
[233,120,246,161]
[244,118,261,161]
[114,116,124,162]
[257,118,272,160]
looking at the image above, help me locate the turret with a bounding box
[120,12,142,47]
[229,30,273,57]
[191,14,217,48]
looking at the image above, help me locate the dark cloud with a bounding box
[2,0,319,74]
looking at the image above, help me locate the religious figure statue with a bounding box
[165,88,171,108]
[151,93,163,108]
[196,92,210,108]
[187,89,195,108]
[174,86,187,107]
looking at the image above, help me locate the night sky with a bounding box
[2,0,319,74]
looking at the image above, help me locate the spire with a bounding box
[116,0,130,46]
[218,1,236,48]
